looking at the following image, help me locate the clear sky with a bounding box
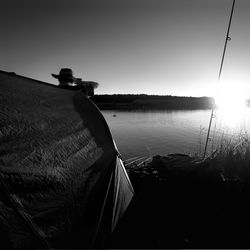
[2,0,250,97]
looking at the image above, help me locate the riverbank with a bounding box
[111,153,250,248]
[92,94,214,110]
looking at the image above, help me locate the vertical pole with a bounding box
[203,0,236,158]
[203,108,214,158]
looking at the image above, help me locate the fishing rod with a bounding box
[203,0,236,158]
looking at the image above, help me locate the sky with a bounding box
[2,0,250,97]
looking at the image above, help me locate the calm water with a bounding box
[102,108,250,160]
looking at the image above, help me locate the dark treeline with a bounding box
[91,94,215,110]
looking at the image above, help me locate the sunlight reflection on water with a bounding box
[102,108,250,159]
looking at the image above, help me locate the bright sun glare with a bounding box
[214,79,249,127]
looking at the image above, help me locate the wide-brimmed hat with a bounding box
[51,68,82,82]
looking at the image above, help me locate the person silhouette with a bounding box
[51,68,81,87]
[52,68,99,96]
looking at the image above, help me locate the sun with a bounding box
[215,82,247,110]
[214,79,249,127]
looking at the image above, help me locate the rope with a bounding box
[123,156,144,164]
[203,0,236,158]
[125,156,148,167]
[136,157,152,167]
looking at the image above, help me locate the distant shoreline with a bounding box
[91,94,214,110]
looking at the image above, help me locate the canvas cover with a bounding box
[0,71,134,249]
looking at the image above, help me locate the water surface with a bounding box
[102,109,250,160]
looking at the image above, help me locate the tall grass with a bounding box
[204,132,250,181]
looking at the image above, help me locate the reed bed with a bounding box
[204,132,250,181]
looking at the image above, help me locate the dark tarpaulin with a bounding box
[0,71,134,249]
